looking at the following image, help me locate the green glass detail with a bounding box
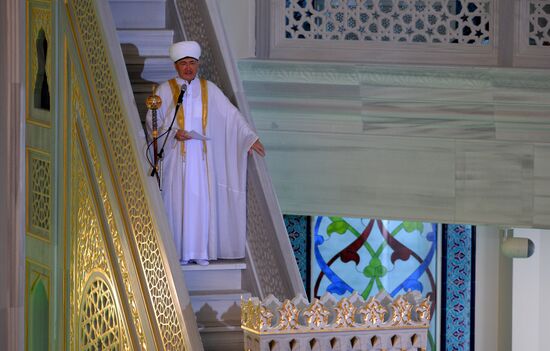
[28,279,49,351]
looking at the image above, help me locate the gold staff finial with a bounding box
[145,84,162,111]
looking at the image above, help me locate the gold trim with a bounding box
[26,231,51,244]
[25,147,51,243]
[66,7,160,346]
[25,145,50,155]
[200,78,208,155]
[71,61,139,350]
[25,258,51,351]
[75,114,135,351]
[62,35,69,351]
[26,118,52,129]
[241,324,429,336]
[26,257,51,271]
[168,78,209,156]
[169,78,186,157]
[72,126,132,350]
[66,1,188,349]
[242,293,431,335]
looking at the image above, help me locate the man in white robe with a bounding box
[146,41,265,266]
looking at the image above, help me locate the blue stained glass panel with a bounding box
[311,216,437,350]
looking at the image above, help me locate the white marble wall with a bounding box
[512,228,550,351]
[240,60,550,228]
[213,0,255,59]
[0,0,25,350]
[474,226,513,351]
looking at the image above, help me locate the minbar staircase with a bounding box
[109,1,250,349]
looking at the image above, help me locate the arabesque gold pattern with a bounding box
[70,61,146,349]
[359,297,387,327]
[241,291,431,334]
[389,296,413,326]
[70,121,131,350]
[334,298,356,328]
[79,275,121,350]
[276,300,300,330]
[69,0,186,348]
[303,299,330,329]
[28,151,51,236]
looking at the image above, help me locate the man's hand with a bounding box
[175,129,191,141]
[249,139,265,157]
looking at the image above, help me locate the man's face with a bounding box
[174,57,200,82]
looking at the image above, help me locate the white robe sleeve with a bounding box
[207,82,258,258]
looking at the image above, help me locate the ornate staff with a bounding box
[146,85,162,187]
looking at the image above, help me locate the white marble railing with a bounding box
[241,291,431,351]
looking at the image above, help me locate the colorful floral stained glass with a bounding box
[311,216,437,350]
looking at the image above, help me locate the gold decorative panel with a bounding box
[27,148,51,241]
[70,122,131,351]
[70,60,146,349]
[79,274,121,350]
[68,0,187,348]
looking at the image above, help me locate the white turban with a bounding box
[169,41,201,62]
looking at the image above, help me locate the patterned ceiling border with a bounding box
[238,59,550,89]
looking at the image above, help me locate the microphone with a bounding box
[177,83,187,104]
[156,82,187,161]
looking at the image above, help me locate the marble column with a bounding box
[0,0,25,350]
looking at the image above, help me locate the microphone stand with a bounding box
[145,87,163,187]
[155,85,186,190]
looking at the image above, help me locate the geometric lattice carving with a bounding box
[529,0,550,46]
[70,123,130,351]
[70,0,186,348]
[246,178,289,298]
[70,59,146,349]
[79,275,121,350]
[29,152,51,237]
[285,0,491,44]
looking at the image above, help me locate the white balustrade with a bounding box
[242,291,431,351]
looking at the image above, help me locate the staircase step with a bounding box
[109,0,167,29]
[200,326,244,351]
[199,318,244,351]
[126,57,175,83]
[182,259,246,291]
[118,29,174,57]
[191,289,250,325]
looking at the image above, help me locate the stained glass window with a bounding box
[311,216,438,350]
